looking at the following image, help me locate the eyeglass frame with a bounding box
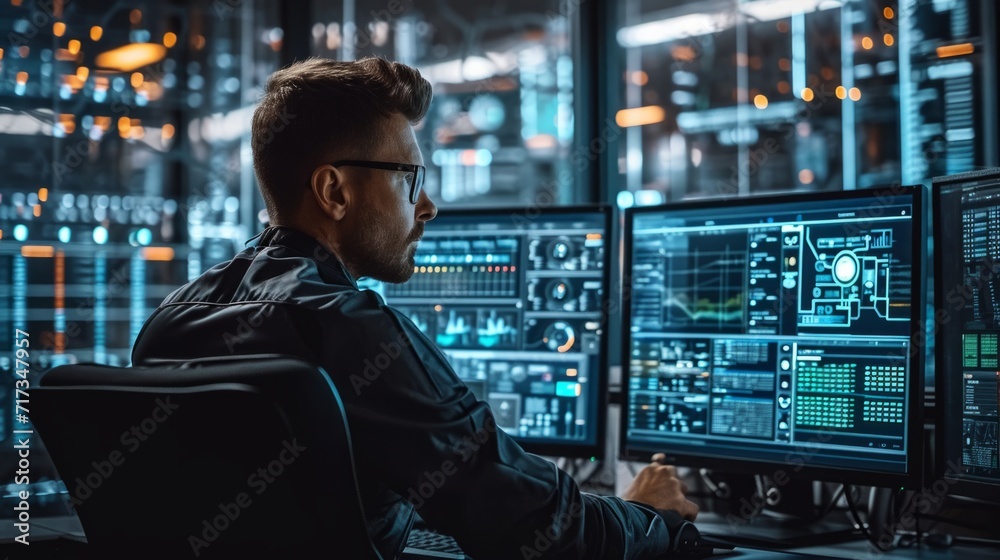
[329,160,426,204]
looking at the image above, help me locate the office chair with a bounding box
[33,355,383,559]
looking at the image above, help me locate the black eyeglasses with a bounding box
[330,160,426,204]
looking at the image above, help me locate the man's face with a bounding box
[339,114,437,283]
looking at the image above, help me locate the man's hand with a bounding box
[621,453,699,521]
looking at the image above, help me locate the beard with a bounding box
[341,205,423,284]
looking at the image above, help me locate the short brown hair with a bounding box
[251,57,432,219]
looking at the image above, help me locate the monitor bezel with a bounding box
[619,186,926,489]
[414,204,613,460]
[933,168,1000,503]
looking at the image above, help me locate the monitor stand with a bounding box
[686,475,862,549]
[693,510,861,548]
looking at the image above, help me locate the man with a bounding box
[132,57,697,559]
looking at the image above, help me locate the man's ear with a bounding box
[309,164,350,221]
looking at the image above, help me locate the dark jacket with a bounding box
[132,225,675,559]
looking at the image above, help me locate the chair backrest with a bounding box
[33,355,383,559]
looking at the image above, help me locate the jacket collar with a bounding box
[249,226,359,289]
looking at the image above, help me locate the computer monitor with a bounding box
[373,206,611,458]
[934,168,1000,502]
[620,187,925,488]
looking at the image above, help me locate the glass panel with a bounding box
[183,1,282,269]
[0,0,280,523]
[311,0,582,207]
[613,0,998,204]
[0,0,280,371]
[899,0,997,182]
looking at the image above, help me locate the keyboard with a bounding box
[401,523,732,559]
[402,529,465,559]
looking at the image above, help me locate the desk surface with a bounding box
[697,512,1000,560]
[690,512,998,559]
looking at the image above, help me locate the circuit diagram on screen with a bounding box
[785,224,912,329]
